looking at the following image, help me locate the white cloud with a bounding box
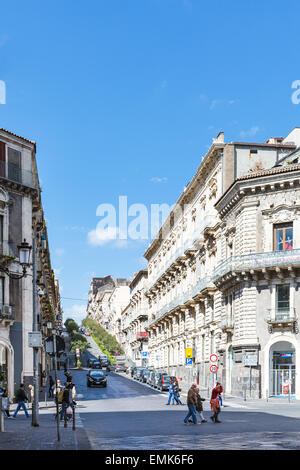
[87,226,129,248]
[150,177,168,183]
[63,304,87,325]
[54,266,63,276]
[239,126,260,139]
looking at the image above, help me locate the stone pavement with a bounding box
[0,406,91,450]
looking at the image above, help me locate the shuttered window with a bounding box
[7,147,21,183]
[0,141,5,177]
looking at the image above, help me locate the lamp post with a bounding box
[0,238,31,279]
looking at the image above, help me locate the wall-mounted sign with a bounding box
[28,332,42,348]
[186,348,193,359]
[243,354,258,367]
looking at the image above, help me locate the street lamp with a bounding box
[0,238,32,279]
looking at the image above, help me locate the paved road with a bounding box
[72,336,300,450]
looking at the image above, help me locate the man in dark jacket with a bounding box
[183,385,199,425]
[60,383,72,421]
[12,384,29,418]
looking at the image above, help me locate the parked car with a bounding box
[153,372,167,390]
[91,361,102,369]
[115,363,127,373]
[134,368,144,381]
[141,369,151,383]
[148,370,156,387]
[87,358,97,367]
[86,369,107,387]
[156,374,174,391]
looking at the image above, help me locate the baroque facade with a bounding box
[121,270,149,367]
[143,128,300,399]
[0,128,61,396]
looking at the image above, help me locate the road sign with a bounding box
[28,332,42,348]
[142,351,147,357]
[243,354,258,366]
[186,358,193,365]
[45,335,65,356]
[76,348,80,357]
[210,354,218,362]
[210,365,218,373]
[186,348,193,359]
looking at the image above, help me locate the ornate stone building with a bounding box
[0,128,60,396]
[144,128,300,399]
[121,270,149,367]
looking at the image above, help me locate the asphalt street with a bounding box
[72,336,300,450]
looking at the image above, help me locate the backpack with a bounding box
[58,390,64,404]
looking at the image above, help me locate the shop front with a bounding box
[270,341,295,397]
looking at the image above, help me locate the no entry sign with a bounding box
[210,354,218,362]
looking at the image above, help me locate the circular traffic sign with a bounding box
[210,354,218,362]
[210,365,218,374]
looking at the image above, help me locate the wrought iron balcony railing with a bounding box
[147,214,219,291]
[0,161,37,189]
[147,276,212,326]
[266,308,296,323]
[212,249,300,283]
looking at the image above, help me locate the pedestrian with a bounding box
[48,375,54,398]
[60,383,73,421]
[11,384,29,419]
[1,388,11,418]
[166,379,174,405]
[28,384,34,407]
[53,379,62,402]
[183,384,199,425]
[64,370,72,384]
[173,380,184,405]
[189,387,207,423]
[210,383,222,423]
[216,382,223,407]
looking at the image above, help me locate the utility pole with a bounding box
[53,329,60,441]
[32,225,39,427]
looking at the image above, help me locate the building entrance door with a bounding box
[271,350,295,396]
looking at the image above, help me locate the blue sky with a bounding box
[1,0,300,324]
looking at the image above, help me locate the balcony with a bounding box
[0,161,37,189]
[219,317,234,332]
[147,214,219,292]
[147,276,213,327]
[266,308,298,333]
[212,249,300,285]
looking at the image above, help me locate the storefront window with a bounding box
[274,223,293,251]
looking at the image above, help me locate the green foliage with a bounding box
[82,318,124,363]
[64,318,79,334]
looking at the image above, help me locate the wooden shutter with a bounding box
[0,141,5,177]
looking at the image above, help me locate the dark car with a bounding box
[153,372,168,390]
[87,358,97,367]
[141,369,151,383]
[86,369,108,387]
[134,368,144,381]
[91,361,102,369]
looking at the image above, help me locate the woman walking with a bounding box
[210,383,222,423]
[173,380,184,405]
[1,388,11,417]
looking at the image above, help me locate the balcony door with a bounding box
[275,284,290,320]
[274,223,293,251]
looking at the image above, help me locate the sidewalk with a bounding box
[0,408,91,450]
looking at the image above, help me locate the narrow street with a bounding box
[67,337,300,450]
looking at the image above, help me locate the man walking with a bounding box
[183,384,199,425]
[48,375,54,398]
[12,384,29,419]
